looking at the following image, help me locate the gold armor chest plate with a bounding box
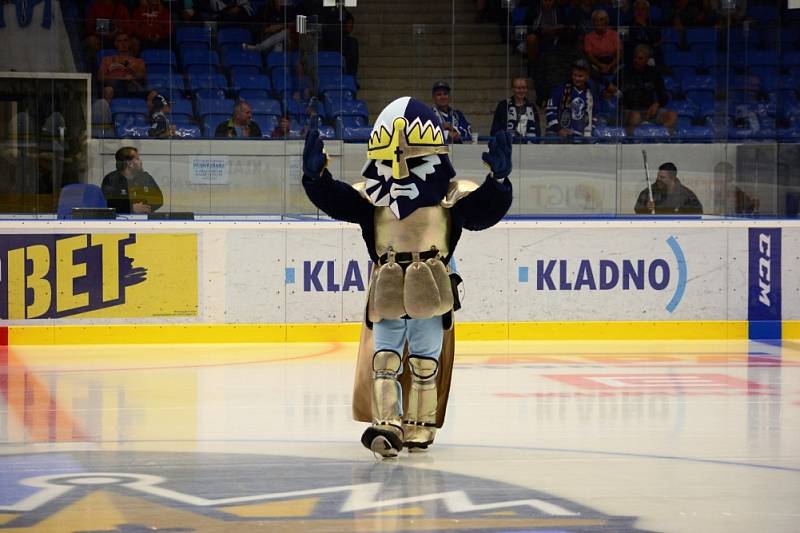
[374,205,451,257]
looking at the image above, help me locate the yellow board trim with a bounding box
[7,320,794,345]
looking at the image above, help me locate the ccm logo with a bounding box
[758,233,771,307]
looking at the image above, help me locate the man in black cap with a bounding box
[634,162,703,214]
[148,93,174,138]
[430,80,473,144]
[545,59,597,138]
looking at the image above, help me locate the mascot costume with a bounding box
[302,96,513,458]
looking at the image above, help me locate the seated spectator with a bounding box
[92,86,115,126]
[715,161,759,216]
[617,44,677,135]
[634,162,703,214]
[148,93,175,138]
[215,101,262,138]
[342,11,360,78]
[567,0,594,37]
[545,59,596,138]
[625,0,662,68]
[243,0,297,53]
[102,146,163,214]
[97,32,147,97]
[271,114,292,139]
[491,76,541,141]
[131,0,171,50]
[430,81,472,144]
[84,0,131,70]
[199,0,254,23]
[668,0,715,30]
[584,9,620,80]
[524,0,568,76]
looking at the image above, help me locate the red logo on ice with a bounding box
[545,373,765,391]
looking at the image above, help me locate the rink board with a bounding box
[1,219,798,343]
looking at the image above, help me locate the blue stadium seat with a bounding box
[266,51,300,76]
[57,184,107,219]
[147,73,186,95]
[632,124,671,141]
[217,27,252,48]
[222,48,262,73]
[783,51,800,71]
[253,114,279,137]
[746,5,778,24]
[685,89,715,111]
[318,124,336,139]
[96,48,117,66]
[232,73,271,99]
[676,125,714,142]
[323,89,355,104]
[176,26,212,47]
[341,126,372,142]
[669,99,698,120]
[115,123,150,138]
[749,67,779,91]
[181,50,221,72]
[319,74,358,97]
[746,50,779,68]
[318,51,344,69]
[682,74,714,92]
[686,27,717,45]
[141,49,177,68]
[110,97,148,114]
[188,73,228,99]
[197,99,236,119]
[665,50,699,69]
[170,99,194,117]
[247,98,282,115]
[174,125,202,139]
[593,126,626,142]
[147,64,175,75]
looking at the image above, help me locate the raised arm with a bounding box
[301,131,372,224]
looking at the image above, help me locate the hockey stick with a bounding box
[642,149,655,214]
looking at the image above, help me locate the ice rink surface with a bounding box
[1,337,799,532]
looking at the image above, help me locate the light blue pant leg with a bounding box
[373,317,444,366]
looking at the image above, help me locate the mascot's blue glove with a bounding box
[303,130,328,178]
[481,130,513,181]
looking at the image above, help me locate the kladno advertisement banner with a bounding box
[1,233,198,319]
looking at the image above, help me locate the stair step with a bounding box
[360,49,509,66]
[358,65,511,78]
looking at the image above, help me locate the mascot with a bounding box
[302,96,512,458]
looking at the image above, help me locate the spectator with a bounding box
[148,93,175,138]
[215,101,263,138]
[200,0,254,23]
[618,44,677,135]
[97,32,146,97]
[525,0,568,77]
[715,161,759,216]
[84,0,131,69]
[430,81,472,144]
[545,59,596,138]
[131,0,171,50]
[341,11,360,78]
[490,76,541,141]
[625,0,663,68]
[634,162,703,214]
[92,86,115,127]
[669,0,715,30]
[243,0,296,53]
[567,0,594,37]
[271,114,292,139]
[102,146,163,214]
[584,9,620,80]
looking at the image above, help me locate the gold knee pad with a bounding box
[372,350,403,436]
[403,356,439,446]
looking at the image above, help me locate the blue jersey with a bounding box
[545,83,595,137]
[432,106,472,143]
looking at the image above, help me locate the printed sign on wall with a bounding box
[0,233,198,319]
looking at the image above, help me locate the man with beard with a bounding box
[302,97,513,458]
[101,146,163,214]
[634,162,702,214]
